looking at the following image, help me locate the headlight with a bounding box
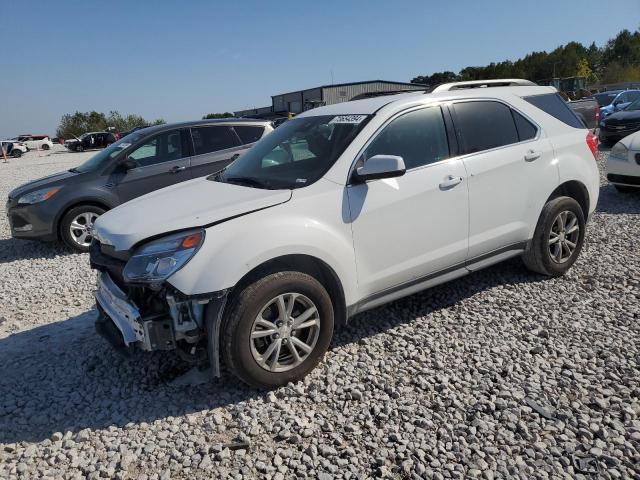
[123,229,205,284]
[610,142,629,161]
[17,187,60,205]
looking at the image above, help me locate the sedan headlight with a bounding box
[17,187,60,205]
[123,229,205,283]
[610,142,629,161]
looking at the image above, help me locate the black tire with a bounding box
[522,196,585,277]
[41,144,50,150]
[614,184,638,193]
[221,271,334,389]
[60,205,105,252]
[77,145,83,152]
[11,150,21,158]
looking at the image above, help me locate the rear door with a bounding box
[188,125,245,178]
[451,100,557,260]
[116,128,191,202]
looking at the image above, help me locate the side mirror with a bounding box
[352,155,406,183]
[121,157,137,171]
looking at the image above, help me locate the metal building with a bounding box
[234,80,426,118]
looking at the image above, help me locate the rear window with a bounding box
[594,92,619,107]
[524,93,585,128]
[453,101,519,154]
[234,125,265,144]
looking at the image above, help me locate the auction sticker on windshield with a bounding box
[329,115,367,124]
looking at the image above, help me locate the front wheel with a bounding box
[60,205,105,252]
[522,196,586,277]
[41,143,50,150]
[221,271,334,389]
[11,150,22,158]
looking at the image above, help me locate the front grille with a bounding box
[608,173,640,186]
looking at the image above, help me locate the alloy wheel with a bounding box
[250,293,321,372]
[548,210,579,263]
[69,212,99,247]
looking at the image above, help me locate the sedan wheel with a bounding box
[69,212,99,248]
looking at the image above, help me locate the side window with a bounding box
[618,93,628,103]
[627,91,640,102]
[191,126,238,155]
[453,101,519,154]
[523,93,584,128]
[363,107,450,170]
[128,130,183,167]
[234,125,265,144]
[512,110,537,141]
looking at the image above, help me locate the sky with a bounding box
[1,0,638,138]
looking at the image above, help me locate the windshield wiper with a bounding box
[224,176,270,189]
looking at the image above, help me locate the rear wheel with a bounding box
[60,205,105,252]
[522,196,585,277]
[221,271,334,389]
[41,143,50,150]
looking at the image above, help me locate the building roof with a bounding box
[272,80,426,98]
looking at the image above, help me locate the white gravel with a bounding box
[0,147,639,479]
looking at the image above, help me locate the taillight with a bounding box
[586,131,598,159]
[595,105,600,123]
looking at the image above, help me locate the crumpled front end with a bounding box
[89,241,222,362]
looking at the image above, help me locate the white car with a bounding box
[91,79,600,388]
[606,132,640,192]
[1,140,28,158]
[12,135,54,151]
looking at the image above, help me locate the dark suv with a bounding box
[7,119,273,251]
[64,132,118,152]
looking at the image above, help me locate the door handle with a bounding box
[169,165,186,173]
[524,149,541,162]
[439,175,463,189]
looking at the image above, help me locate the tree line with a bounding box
[411,28,640,87]
[56,111,165,138]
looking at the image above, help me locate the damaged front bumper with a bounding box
[90,241,228,375]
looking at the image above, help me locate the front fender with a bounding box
[168,187,358,305]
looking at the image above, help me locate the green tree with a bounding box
[56,111,166,138]
[202,112,234,119]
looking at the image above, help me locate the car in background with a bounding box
[7,119,273,251]
[606,130,640,193]
[598,90,640,119]
[11,135,54,151]
[119,125,150,138]
[64,132,118,152]
[599,97,640,146]
[567,97,598,129]
[1,140,28,158]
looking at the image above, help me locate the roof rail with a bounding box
[431,79,537,93]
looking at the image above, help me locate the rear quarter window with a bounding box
[524,93,585,129]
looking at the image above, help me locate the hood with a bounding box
[604,109,640,124]
[93,177,292,251]
[8,170,79,200]
[65,139,79,144]
[621,131,640,150]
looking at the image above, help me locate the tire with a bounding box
[614,184,638,193]
[77,145,83,152]
[60,205,105,252]
[41,143,50,151]
[11,150,22,158]
[221,271,334,389]
[522,196,585,277]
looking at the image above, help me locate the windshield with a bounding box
[213,114,370,189]
[72,132,145,173]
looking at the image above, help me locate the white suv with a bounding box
[91,80,600,388]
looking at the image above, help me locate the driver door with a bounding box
[346,106,469,297]
[116,129,191,203]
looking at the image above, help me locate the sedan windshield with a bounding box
[72,132,145,173]
[212,114,371,189]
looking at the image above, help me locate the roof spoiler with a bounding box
[431,79,537,93]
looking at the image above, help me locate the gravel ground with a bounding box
[0,147,638,479]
